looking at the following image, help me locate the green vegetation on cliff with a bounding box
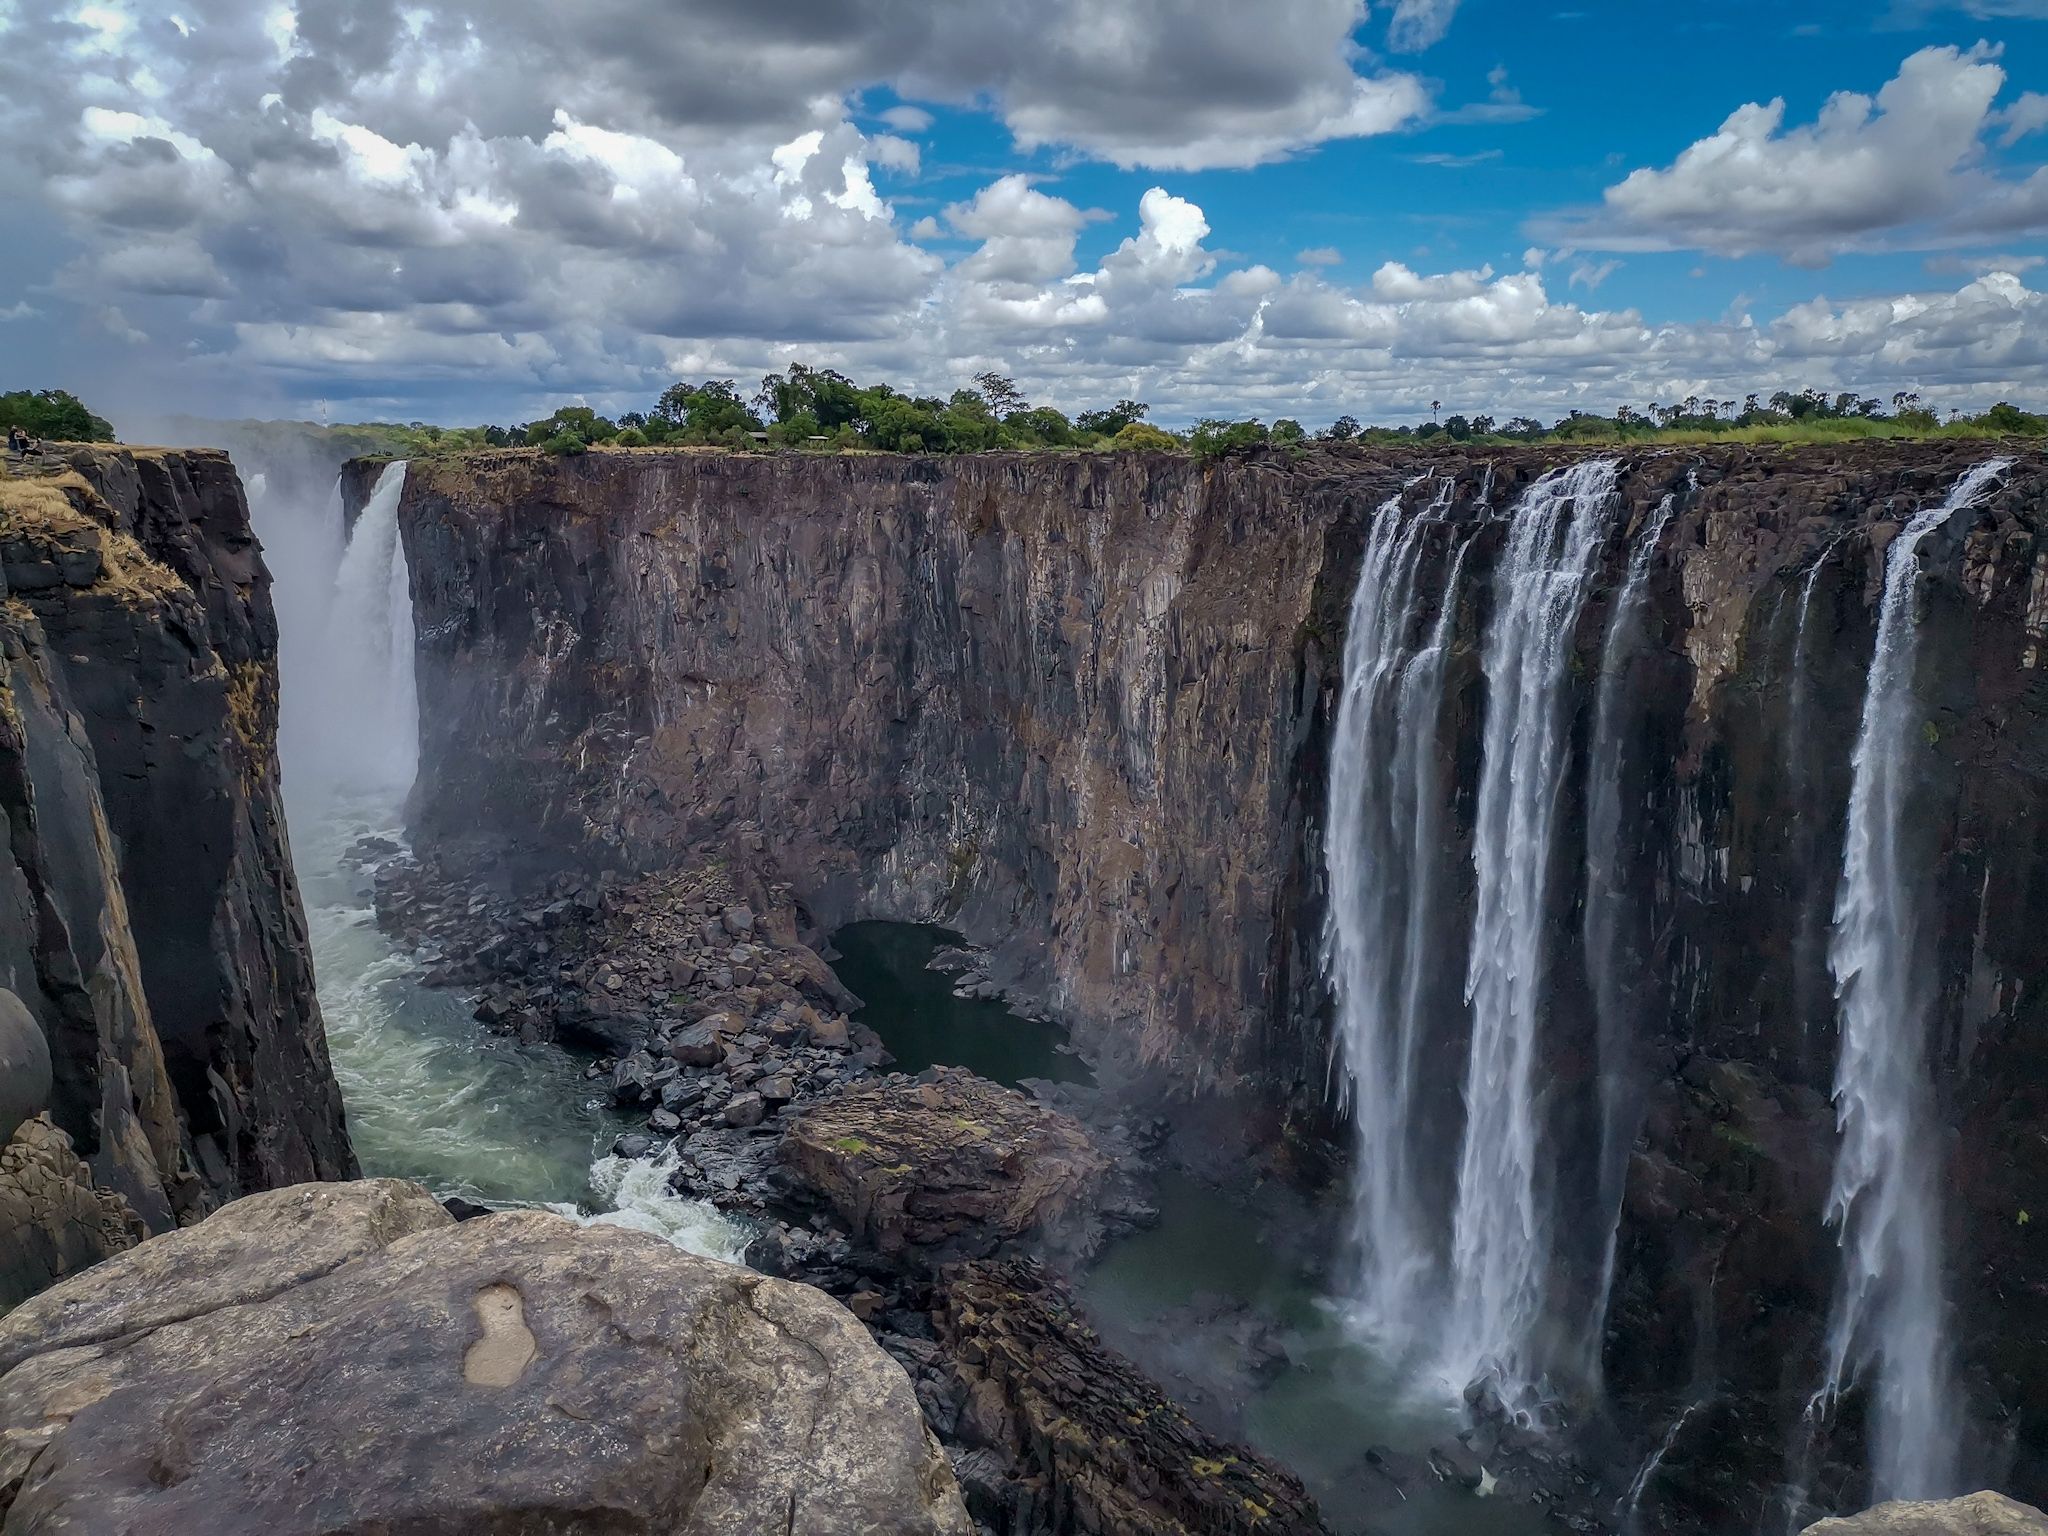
[1,390,115,444]
[364,369,2048,463]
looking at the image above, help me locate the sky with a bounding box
[1,0,2045,430]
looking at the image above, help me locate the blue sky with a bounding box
[2,0,2044,428]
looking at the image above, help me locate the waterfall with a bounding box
[315,462,419,796]
[1581,490,1679,1375]
[1815,458,2011,1500]
[1444,457,1619,1400]
[1327,477,1467,1346]
[1329,459,1621,1404]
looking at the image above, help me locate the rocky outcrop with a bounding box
[0,450,353,1307]
[783,1068,1111,1265]
[0,1178,971,1534]
[934,1258,1329,1535]
[1802,1493,2048,1534]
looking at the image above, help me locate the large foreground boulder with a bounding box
[0,1179,970,1534]
[1803,1493,2048,1534]
[781,1066,1110,1265]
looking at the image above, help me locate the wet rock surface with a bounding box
[0,1179,971,1535]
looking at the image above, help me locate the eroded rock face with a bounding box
[0,449,354,1309]
[1801,1492,2048,1534]
[0,1179,971,1535]
[782,1066,1112,1265]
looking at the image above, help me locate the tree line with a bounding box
[390,370,2046,458]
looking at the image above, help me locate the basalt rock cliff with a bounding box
[387,442,2048,1525]
[0,448,354,1307]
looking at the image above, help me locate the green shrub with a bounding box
[613,427,648,447]
[540,432,587,456]
[1112,422,1180,451]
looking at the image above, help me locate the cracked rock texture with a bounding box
[0,1178,972,1534]
[0,448,353,1309]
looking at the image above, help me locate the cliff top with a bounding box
[0,460,189,606]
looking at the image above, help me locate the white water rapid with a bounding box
[244,453,742,1258]
[1813,457,2013,1501]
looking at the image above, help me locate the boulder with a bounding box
[781,1067,1110,1264]
[724,1091,766,1128]
[0,991,51,1145]
[1802,1494,2048,1535]
[0,1179,971,1535]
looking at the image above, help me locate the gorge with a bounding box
[5,435,2047,1536]
[382,440,2048,1531]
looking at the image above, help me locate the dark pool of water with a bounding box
[829,921,1092,1088]
[1081,1173,1555,1536]
[829,920,1550,1535]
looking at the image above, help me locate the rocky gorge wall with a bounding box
[0,448,355,1307]
[389,441,2048,1525]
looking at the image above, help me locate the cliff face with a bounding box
[399,449,1366,1105]
[0,448,354,1307]
[395,441,2048,1519]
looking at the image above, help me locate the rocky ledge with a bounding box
[0,1179,971,1534]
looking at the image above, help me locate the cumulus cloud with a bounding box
[1541,44,2048,260]
[2,0,2045,426]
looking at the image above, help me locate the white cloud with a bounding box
[1568,259,1621,291]
[1387,0,1461,52]
[1542,45,2047,260]
[878,104,934,133]
[1998,91,2048,145]
[1298,246,1343,267]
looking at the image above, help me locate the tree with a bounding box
[655,380,760,439]
[0,389,116,443]
[1430,400,1442,422]
[1076,400,1149,436]
[1188,418,1270,458]
[1325,414,1360,441]
[974,372,1026,418]
[1271,418,1307,446]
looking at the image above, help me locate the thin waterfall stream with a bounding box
[1813,457,2014,1501]
[247,457,743,1256]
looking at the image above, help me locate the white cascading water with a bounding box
[1581,490,1679,1375]
[243,453,743,1258]
[313,462,419,796]
[1815,458,2011,1500]
[1329,460,1620,1405]
[1445,457,1619,1399]
[1327,477,1468,1346]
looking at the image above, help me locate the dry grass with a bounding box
[0,471,184,605]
